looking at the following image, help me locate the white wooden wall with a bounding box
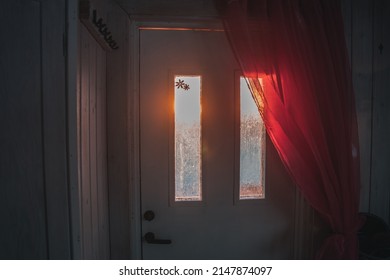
[342,0,390,225]
[0,0,71,259]
[106,4,133,259]
[78,23,110,259]
[76,0,133,260]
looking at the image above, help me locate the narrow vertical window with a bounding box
[239,77,265,199]
[174,76,202,201]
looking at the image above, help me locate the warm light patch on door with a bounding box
[240,77,265,199]
[174,76,202,201]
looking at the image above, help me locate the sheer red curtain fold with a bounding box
[221,0,362,259]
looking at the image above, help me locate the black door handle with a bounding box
[144,232,172,244]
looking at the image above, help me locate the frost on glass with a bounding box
[174,76,202,201]
[240,77,265,199]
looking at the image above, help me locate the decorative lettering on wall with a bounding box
[92,9,119,50]
[79,0,119,51]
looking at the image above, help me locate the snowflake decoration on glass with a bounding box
[175,79,190,91]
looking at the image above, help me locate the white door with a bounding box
[140,28,296,259]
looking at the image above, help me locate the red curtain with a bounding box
[221,0,362,259]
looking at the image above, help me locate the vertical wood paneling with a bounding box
[96,46,110,259]
[370,0,390,223]
[107,5,132,259]
[0,0,111,260]
[80,24,92,259]
[0,0,48,259]
[1,0,72,259]
[345,0,390,224]
[41,0,71,259]
[89,34,99,259]
[70,0,82,259]
[76,17,83,258]
[79,22,110,259]
[351,0,374,212]
[341,0,352,61]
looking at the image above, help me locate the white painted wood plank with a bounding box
[41,0,71,259]
[68,0,83,260]
[79,19,111,260]
[370,0,390,224]
[0,0,48,259]
[96,45,110,259]
[128,21,143,260]
[106,6,132,259]
[80,24,93,259]
[352,0,374,212]
[88,31,99,260]
[341,0,352,62]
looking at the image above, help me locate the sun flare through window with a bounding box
[174,76,202,202]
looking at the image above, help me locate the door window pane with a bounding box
[174,76,202,201]
[240,77,265,199]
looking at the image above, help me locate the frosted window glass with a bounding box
[174,76,202,201]
[240,77,265,199]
